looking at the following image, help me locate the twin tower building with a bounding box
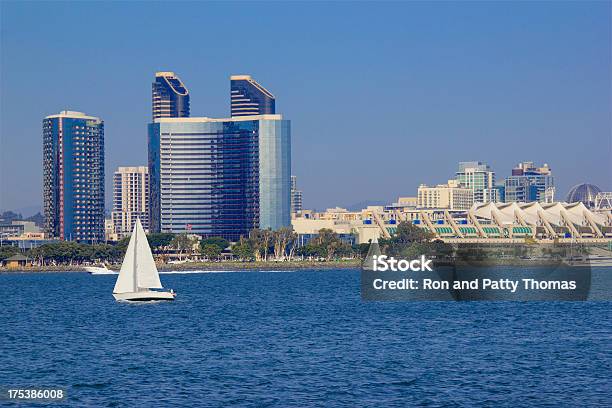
[43,73,291,243]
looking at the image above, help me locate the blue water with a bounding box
[0,269,610,407]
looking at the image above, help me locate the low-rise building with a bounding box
[2,231,57,250]
[0,220,40,239]
[291,217,372,245]
[3,254,29,269]
[0,221,44,248]
[385,197,417,211]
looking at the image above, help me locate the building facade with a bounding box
[293,201,612,243]
[104,218,119,242]
[291,175,303,215]
[504,177,537,202]
[595,192,612,210]
[152,71,190,120]
[0,221,41,242]
[494,184,506,203]
[112,166,149,238]
[43,111,105,243]
[456,161,497,203]
[230,75,275,117]
[504,162,554,203]
[148,115,291,241]
[417,180,473,210]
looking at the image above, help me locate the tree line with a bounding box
[0,233,181,265]
[217,227,358,261]
[0,226,364,265]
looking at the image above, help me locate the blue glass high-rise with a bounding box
[504,162,554,203]
[152,71,190,120]
[43,111,105,243]
[148,115,290,241]
[230,75,275,117]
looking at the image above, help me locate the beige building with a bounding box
[396,197,417,207]
[105,218,119,242]
[291,217,380,244]
[112,166,149,238]
[417,180,473,210]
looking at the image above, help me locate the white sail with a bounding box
[134,219,163,289]
[113,228,137,293]
[113,219,162,293]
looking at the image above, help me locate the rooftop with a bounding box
[5,254,28,261]
[155,71,176,77]
[230,74,275,98]
[45,110,101,121]
[154,114,283,123]
[116,166,148,173]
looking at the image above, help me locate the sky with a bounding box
[1,1,610,215]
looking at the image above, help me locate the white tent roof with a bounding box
[471,202,513,225]
[565,202,607,226]
[540,203,566,226]
[519,202,547,225]
[470,201,609,227]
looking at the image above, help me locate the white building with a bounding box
[417,180,473,210]
[112,166,149,238]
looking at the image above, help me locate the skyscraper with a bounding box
[455,161,497,203]
[148,114,291,240]
[43,111,105,243]
[230,75,275,117]
[152,71,190,120]
[504,162,554,203]
[112,166,149,238]
[291,175,303,214]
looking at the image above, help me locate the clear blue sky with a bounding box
[1,1,610,215]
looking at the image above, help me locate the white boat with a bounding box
[85,264,117,275]
[113,219,176,302]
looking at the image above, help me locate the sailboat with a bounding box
[113,219,176,301]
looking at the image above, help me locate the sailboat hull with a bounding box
[113,291,176,302]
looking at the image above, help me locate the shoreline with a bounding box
[2,258,607,273]
[0,259,363,273]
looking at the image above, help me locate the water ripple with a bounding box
[0,269,610,406]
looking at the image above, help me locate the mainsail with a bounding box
[113,219,162,293]
[113,229,136,293]
[135,220,162,289]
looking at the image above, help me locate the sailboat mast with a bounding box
[133,220,138,291]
